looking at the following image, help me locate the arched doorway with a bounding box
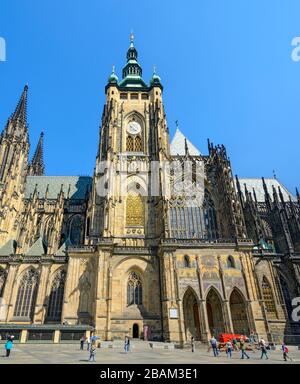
[132,323,139,338]
[229,289,249,335]
[206,288,225,337]
[183,288,201,341]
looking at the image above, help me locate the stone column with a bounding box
[217,256,234,333]
[61,254,82,324]
[20,329,28,344]
[94,245,113,340]
[160,249,182,342]
[33,263,51,324]
[2,263,19,322]
[196,256,210,342]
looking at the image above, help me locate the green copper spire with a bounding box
[150,66,162,87]
[119,33,147,88]
[108,65,119,84]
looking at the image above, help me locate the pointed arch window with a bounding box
[127,272,142,306]
[14,269,39,319]
[126,135,143,152]
[0,268,7,297]
[126,194,144,226]
[227,255,235,268]
[262,277,276,315]
[70,215,83,245]
[126,136,134,151]
[135,136,142,152]
[46,270,66,322]
[184,255,191,268]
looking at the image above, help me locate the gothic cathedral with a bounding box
[0,35,299,344]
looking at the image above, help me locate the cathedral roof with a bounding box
[237,178,296,202]
[25,237,46,256]
[55,238,72,256]
[25,176,92,200]
[0,239,17,255]
[170,128,201,156]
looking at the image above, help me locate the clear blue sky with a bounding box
[0,0,299,193]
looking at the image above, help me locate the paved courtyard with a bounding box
[0,342,299,364]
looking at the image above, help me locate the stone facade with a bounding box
[0,36,299,344]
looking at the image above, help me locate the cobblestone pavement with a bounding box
[0,342,299,364]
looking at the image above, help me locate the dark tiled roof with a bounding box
[25,176,92,200]
[236,178,296,202]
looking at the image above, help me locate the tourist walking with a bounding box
[210,336,219,357]
[86,335,91,351]
[88,344,96,362]
[259,339,268,360]
[249,331,256,344]
[281,343,292,362]
[226,340,233,358]
[232,337,238,351]
[191,336,195,353]
[239,337,250,359]
[124,336,130,353]
[80,335,85,351]
[4,338,13,358]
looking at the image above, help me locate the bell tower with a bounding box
[88,34,170,246]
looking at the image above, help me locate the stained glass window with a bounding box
[127,272,142,305]
[70,215,83,245]
[46,270,66,322]
[14,269,39,319]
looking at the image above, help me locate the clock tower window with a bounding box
[126,134,143,152]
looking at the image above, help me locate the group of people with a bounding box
[207,335,293,361]
[79,334,132,361]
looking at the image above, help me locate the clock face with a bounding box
[127,121,141,135]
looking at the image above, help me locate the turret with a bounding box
[28,131,45,176]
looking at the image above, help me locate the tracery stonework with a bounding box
[0,35,299,344]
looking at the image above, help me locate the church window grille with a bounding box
[126,133,143,152]
[120,93,127,100]
[14,269,39,319]
[262,277,277,315]
[135,136,142,152]
[46,270,66,322]
[126,136,134,151]
[127,272,142,305]
[126,195,144,226]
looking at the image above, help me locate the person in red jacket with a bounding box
[281,343,292,362]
